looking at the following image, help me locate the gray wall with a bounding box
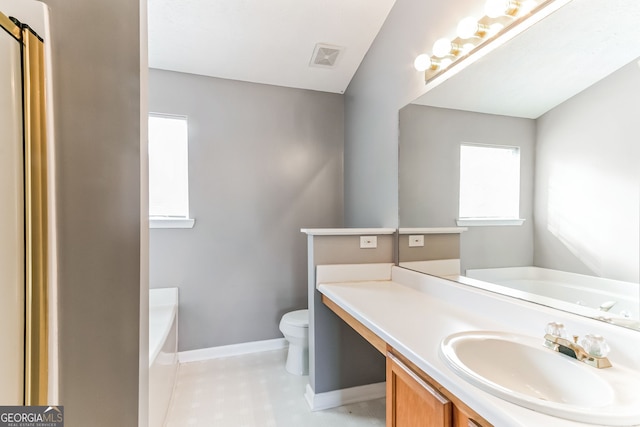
[148,69,344,351]
[399,234,461,263]
[42,0,142,425]
[344,0,481,227]
[399,105,536,272]
[307,234,394,394]
[535,59,640,282]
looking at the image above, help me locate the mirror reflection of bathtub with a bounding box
[464,267,639,321]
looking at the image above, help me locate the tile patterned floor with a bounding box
[164,348,386,427]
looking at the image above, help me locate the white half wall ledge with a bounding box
[178,338,287,363]
[398,227,467,234]
[304,382,386,411]
[301,228,396,235]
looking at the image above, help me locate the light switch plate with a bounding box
[409,235,424,247]
[360,236,377,249]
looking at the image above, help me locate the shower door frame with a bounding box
[0,11,49,405]
[0,11,26,405]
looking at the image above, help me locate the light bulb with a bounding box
[457,17,480,39]
[485,0,520,18]
[414,54,431,71]
[433,38,453,58]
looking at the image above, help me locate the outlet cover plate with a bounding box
[360,236,377,249]
[409,235,425,247]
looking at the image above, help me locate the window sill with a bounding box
[456,218,525,227]
[150,218,195,229]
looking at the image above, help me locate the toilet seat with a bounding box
[279,309,308,337]
[281,309,308,327]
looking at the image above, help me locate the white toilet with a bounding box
[279,309,309,375]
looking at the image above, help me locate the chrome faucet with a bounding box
[543,322,612,369]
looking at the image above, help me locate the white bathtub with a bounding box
[465,267,639,320]
[149,287,179,427]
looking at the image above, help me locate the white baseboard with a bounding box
[178,338,288,363]
[304,382,386,411]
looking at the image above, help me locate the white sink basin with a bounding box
[440,331,640,425]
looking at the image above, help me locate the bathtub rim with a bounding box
[149,287,178,368]
[462,266,639,322]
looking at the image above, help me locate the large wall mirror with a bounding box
[398,0,640,330]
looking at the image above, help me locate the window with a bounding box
[148,114,194,228]
[457,143,524,226]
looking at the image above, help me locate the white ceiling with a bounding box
[147,0,396,94]
[413,0,640,118]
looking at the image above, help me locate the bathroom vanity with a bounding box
[312,259,640,427]
[323,292,486,426]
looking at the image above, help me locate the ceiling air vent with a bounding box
[310,43,344,68]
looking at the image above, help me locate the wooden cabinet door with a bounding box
[387,353,452,427]
[453,406,483,427]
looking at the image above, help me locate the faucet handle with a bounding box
[581,334,610,358]
[545,321,567,338]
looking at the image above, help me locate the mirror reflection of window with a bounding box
[459,143,520,219]
[148,114,190,219]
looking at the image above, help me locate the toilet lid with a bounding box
[283,309,308,327]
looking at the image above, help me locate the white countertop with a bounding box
[317,271,636,427]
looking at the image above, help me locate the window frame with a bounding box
[456,142,525,227]
[148,112,195,229]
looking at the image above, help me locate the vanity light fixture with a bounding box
[456,17,490,39]
[432,38,463,57]
[415,0,570,84]
[484,0,523,18]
